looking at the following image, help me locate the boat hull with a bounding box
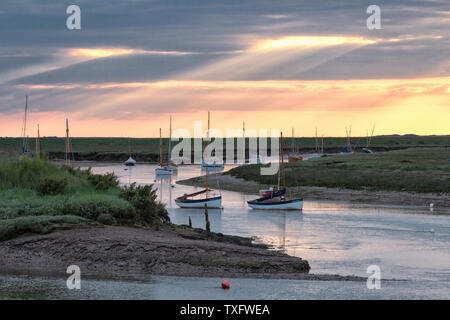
[247,199,303,210]
[155,168,172,175]
[175,196,222,209]
[202,161,224,168]
[124,157,136,166]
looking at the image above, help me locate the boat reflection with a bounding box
[247,210,304,255]
[171,207,222,231]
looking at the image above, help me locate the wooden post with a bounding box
[204,204,210,233]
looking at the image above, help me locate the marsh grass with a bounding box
[0,157,169,240]
[0,135,448,159]
[227,147,450,193]
[0,215,91,241]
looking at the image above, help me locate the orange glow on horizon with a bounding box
[2,77,450,138]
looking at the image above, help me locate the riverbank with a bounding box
[0,224,365,281]
[178,174,450,210]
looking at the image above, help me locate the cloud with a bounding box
[0,0,449,136]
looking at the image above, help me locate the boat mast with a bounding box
[22,96,28,154]
[243,121,245,163]
[281,132,285,189]
[291,128,294,154]
[321,135,324,154]
[159,128,162,166]
[315,127,318,152]
[168,115,172,162]
[65,118,71,166]
[128,136,131,157]
[205,111,210,199]
[368,123,376,148]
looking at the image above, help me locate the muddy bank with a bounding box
[46,145,422,163]
[0,225,364,281]
[48,151,159,163]
[178,174,450,211]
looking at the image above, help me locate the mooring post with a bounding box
[204,204,210,233]
[188,216,192,228]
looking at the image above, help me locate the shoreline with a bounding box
[0,225,366,282]
[177,173,450,211]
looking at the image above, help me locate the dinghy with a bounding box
[124,156,136,166]
[124,137,136,166]
[259,187,278,197]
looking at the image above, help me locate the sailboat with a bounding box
[288,128,303,162]
[124,137,136,166]
[165,115,178,170]
[65,118,72,166]
[175,111,222,209]
[247,132,303,210]
[362,124,376,153]
[340,126,354,154]
[155,128,172,175]
[201,113,223,168]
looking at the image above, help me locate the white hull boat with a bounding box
[166,164,178,170]
[247,198,303,210]
[155,166,172,175]
[175,195,222,209]
[124,157,136,166]
[202,160,224,168]
[247,132,303,211]
[176,112,223,210]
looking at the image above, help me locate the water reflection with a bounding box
[85,163,450,282]
[247,210,304,255]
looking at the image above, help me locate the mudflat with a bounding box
[0,225,364,281]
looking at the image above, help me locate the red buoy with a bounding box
[221,280,230,289]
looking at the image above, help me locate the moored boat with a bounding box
[164,116,178,171]
[202,160,224,168]
[176,111,223,209]
[248,198,303,210]
[124,156,136,166]
[155,166,172,175]
[259,187,278,197]
[155,128,173,176]
[247,132,302,211]
[175,189,222,209]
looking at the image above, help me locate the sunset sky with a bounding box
[0,0,449,137]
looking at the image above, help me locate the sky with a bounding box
[0,0,449,137]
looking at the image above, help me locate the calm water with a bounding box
[1,163,449,299]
